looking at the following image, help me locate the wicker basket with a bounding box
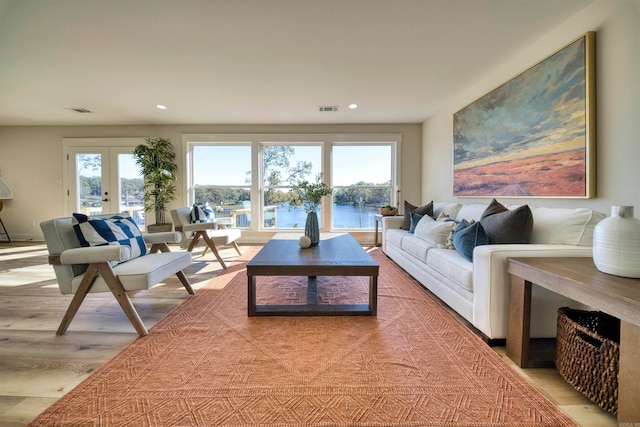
[378,207,398,216]
[555,307,620,415]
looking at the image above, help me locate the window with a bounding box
[185,134,400,232]
[192,144,252,228]
[262,144,322,229]
[332,144,394,230]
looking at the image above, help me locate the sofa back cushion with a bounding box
[433,202,461,220]
[454,204,488,222]
[530,207,606,246]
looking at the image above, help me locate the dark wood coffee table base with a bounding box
[247,234,379,317]
[249,275,377,316]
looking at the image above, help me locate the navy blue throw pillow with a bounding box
[453,219,489,262]
[409,212,424,233]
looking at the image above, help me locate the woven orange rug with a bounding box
[29,248,578,426]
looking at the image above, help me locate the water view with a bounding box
[273,204,379,229]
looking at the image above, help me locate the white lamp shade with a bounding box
[0,177,13,199]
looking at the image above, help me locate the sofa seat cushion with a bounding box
[426,248,474,292]
[386,228,408,248]
[70,251,192,294]
[208,228,242,245]
[401,234,436,262]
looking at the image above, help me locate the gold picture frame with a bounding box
[453,32,596,198]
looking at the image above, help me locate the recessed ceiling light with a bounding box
[348,103,358,109]
[156,104,167,110]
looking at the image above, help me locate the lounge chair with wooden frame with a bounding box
[170,207,242,269]
[40,214,194,337]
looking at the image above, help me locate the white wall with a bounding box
[0,123,421,240]
[422,0,640,215]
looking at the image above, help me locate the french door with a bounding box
[63,139,146,230]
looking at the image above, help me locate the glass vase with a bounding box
[593,205,640,278]
[305,211,320,246]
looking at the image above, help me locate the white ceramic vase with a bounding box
[592,205,640,278]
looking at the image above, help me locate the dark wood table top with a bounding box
[247,233,379,276]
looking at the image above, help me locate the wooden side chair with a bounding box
[40,213,194,337]
[170,207,242,269]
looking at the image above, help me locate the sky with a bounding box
[193,145,391,187]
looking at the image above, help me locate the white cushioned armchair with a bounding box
[170,207,242,269]
[40,214,194,337]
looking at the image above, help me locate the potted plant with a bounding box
[133,137,177,232]
[289,173,333,245]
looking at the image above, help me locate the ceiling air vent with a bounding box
[318,106,339,112]
[66,107,94,113]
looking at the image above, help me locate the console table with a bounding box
[506,257,640,424]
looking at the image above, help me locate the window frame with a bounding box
[183,133,401,233]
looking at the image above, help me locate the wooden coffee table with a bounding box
[247,233,379,316]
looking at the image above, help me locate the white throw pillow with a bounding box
[413,215,456,248]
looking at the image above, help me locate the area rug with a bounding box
[29,248,577,426]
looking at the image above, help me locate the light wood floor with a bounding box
[0,242,617,426]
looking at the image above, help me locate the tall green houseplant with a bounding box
[133,137,177,226]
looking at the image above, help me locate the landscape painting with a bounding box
[453,32,595,198]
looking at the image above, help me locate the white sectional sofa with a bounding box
[381,201,606,342]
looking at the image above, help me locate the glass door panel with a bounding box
[72,151,111,215]
[68,148,144,228]
[116,152,145,230]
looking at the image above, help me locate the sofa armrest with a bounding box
[471,244,594,339]
[142,231,182,245]
[381,216,405,252]
[58,245,131,265]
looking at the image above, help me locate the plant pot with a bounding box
[147,223,173,233]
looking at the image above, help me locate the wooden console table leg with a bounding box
[618,320,640,424]
[506,275,532,368]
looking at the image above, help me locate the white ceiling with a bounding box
[0,0,596,126]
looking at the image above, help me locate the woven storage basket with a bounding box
[378,207,398,216]
[555,307,620,415]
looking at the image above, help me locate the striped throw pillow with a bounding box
[72,213,147,264]
[190,204,215,223]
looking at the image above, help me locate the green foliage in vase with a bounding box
[289,173,333,213]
